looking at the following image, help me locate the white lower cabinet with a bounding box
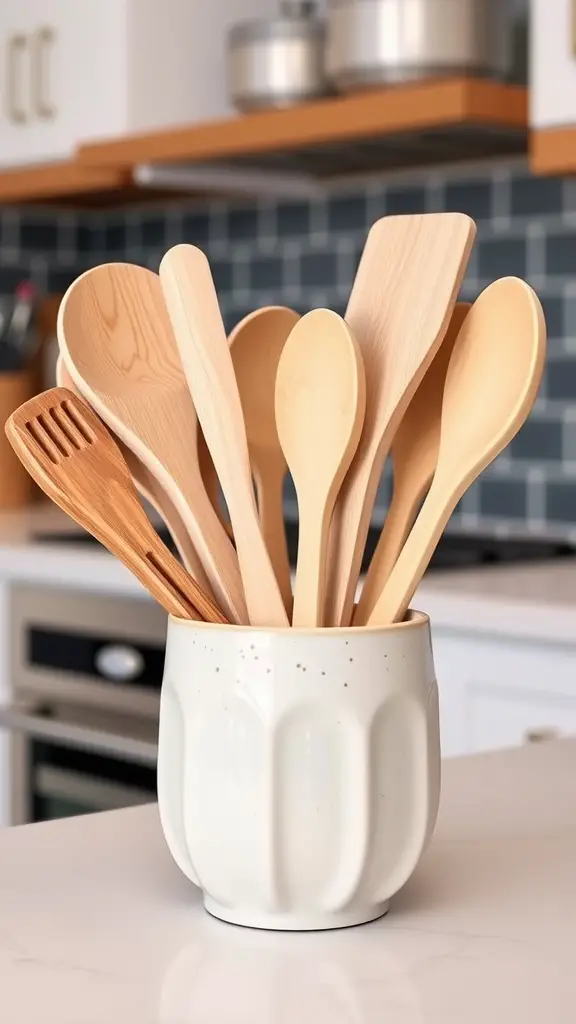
[433,628,576,757]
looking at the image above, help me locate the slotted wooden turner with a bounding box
[57,263,247,625]
[5,388,227,623]
[56,354,212,592]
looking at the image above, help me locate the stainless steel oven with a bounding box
[5,701,158,821]
[0,581,168,824]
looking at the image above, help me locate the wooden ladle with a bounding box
[57,263,248,625]
[367,277,546,625]
[354,302,470,624]
[275,309,365,627]
[230,305,300,614]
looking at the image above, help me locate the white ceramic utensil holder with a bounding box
[157,611,440,931]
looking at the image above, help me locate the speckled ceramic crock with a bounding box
[157,611,440,931]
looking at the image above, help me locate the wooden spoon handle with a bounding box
[366,479,454,625]
[354,476,430,625]
[140,482,213,593]
[142,540,227,623]
[160,245,288,627]
[197,428,232,537]
[254,457,292,615]
[292,498,331,628]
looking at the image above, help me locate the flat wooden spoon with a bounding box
[56,355,212,592]
[197,428,229,533]
[367,277,546,626]
[354,302,470,625]
[325,212,476,626]
[230,305,300,614]
[57,263,247,625]
[275,309,365,627]
[159,244,289,628]
[5,388,227,623]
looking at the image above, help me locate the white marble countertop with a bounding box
[1,738,575,1023]
[1,505,576,641]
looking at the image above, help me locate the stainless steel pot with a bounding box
[228,1,327,113]
[326,0,512,92]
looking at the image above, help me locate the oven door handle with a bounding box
[0,705,158,766]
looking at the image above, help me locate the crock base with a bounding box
[203,897,390,931]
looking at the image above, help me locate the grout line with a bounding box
[425,170,445,213]
[231,244,250,301]
[491,163,512,228]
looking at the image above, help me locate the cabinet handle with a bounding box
[523,727,560,745]
[33,26,56,120]
[6,34,28,124]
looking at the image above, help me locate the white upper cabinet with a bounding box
[0,0,272,169]
[531,0,576,128]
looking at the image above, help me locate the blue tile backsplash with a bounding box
[3,155,576,542]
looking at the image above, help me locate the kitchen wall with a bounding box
[1,154,575,541]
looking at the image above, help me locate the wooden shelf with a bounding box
[0,79,527,206]
[0,161,199,207]
[0,163,129,205]
[530,126,576,176]
[78,78,527,180]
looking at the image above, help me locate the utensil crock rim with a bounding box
[168,608,429,636]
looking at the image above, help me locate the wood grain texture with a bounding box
[275,310,366,627]
[5,388,227,623]
[230,306,300,614]
[354,302,470,625]
[197,427,230,535]
[325,212,476,627]
[56,355,212,593]
[367,278,547,625]
[159,245,289,628]
[78,79,527,169]
[57,263,247,624]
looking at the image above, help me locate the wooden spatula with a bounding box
[354,302,470,625]
[57,263,247,625]
[367,277,546,626]
[230,305,300,614]
[5,388,228,623]
[159,245,289,628]
[325,213,476,626]
[56,355,212,593]
[275,309,365,627]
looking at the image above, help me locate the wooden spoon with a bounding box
[56,355,212,592]
[354,302,470,625]
[367,277,546,626]
[57,263,248,625]
[230,305,300,614]
[197,429,229,533]
[325,213,476,626]
[275,309,365,627]
[159,244,289,628]
[5,388,227,623]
